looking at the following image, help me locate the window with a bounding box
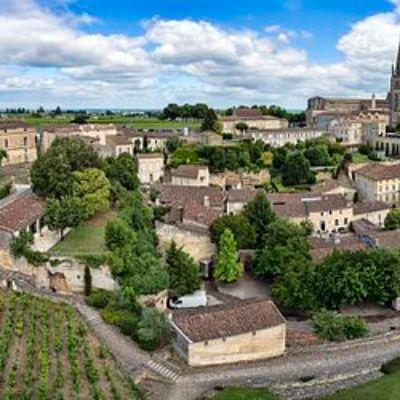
[4,139,8,148]
[335,219,339,226]
[320,221,326,231]
[329,210,332,215]
[23,136,28,146]
[344,218,348,225]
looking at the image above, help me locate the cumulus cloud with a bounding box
[0,0,400,108]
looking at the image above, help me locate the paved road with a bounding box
[166,333,400,400]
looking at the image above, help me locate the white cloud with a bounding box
[0,0,400,108]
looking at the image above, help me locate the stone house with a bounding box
[136,153,165,185]
[171,165,210,187]
[221,108,288,134]
[0,122,37,165]
[104,133,143,157]
[171,298,286,366]
[145,131,180,151]
[40,123,118,152]
[354,163,400,204]
[226,189,257,214]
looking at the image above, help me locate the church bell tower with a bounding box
[390,40,400,128]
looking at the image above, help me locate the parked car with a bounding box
[169,289,207,309]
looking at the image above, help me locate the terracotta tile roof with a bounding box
[158,185,225,207]
[370,230,400,249]
[356,163,400,180]
[0,122,32,130]
[227,189,258,203]
[172,299,285,342]
[353,202,391,215]
[172,165,207,179]
[234,108,263,119]
[182,203,221,227]
[309,235,368,262]
[105,134,134,146]
[304,194,351,213]
[0,189,44,232]
[352,218,380,235]
[266,192,320,219]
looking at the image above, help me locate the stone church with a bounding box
[389,41,400,128]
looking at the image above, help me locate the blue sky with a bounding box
[1,0,400,109]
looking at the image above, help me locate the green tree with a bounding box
[84,265,92,296]
[169,146,199,168]
[214,229,244,283]
[210,214,256,249]
[165,136,182,153]
[71,114,89,124]
[44,197,87,239]
[102,153,139,191]
[282,151,313,185]
[0,149,7,166]
[73,168,111,217]
[272,147,288,170]
[105,218,137,251]
[201,108,219,132]
[235,122,249,133]
[136,308,170,351]
[166,241,201,297]
[385,208,400,230]
[304,145,331,166]
[243,190,275,242]
[31,137,100,198]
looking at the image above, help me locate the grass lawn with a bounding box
[211,387,279,400]
[50,210,116,256]
[321,370,400,399]
[351,151,370,164]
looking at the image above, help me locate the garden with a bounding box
[0,289,143,400]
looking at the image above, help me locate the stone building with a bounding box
[246,128,325,147]
[306,95,388,129]
[221,108,288,134]
[171,165,210,187]
[171,298,286,366]
[136,153,164,185]
[389,41,400,128]
[40,123,117,153]
[354,163,400,205]
[146,131,180,151]
[0,122,37,165]
[104,133,143,157]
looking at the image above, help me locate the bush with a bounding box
[86,289,114,309]
[135,308,170,351]
[312,311,368,341]
[119,313,141,336]
[381,357,400,374]
[101,307,132,326]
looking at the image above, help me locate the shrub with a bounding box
[119,313,140,336]
[312,310,368,341]
[84,265,92,297]
[86,289,114,309]
[135,308,170,351]
[101,307,131,326]
[381,357,400,374]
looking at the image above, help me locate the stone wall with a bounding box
[156,222,216,262]
[186,324,286,366]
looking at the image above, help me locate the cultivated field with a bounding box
[0,290,143,399]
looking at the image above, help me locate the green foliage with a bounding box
[102,153,139,191]
[282,151,313,185]
[73,168,110,217]
[201,108,219,132]
[385,208,400,230]
[169,145,200,168]
[214,229,244,283]
[44,197,87,239]
[381,357,400,374]
[165,136,182,153]
[86,289,115,309]
[312,310,368,341]
[10,231,33,257]
[166,241,201,297]
[210,213,256,249]
[84,265,92,296]
[304,144,331,166]
[105,218,136,251]
[31,136,100,198]
[243,190,275,243]
[135,308,170,351]
[235,122,249,132]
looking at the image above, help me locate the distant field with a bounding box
[50,211,116,256]
[16,115,201,129]
[0,290,142,399]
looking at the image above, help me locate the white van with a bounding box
[169,289,208,309]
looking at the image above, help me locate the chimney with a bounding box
[203,195,210,207]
